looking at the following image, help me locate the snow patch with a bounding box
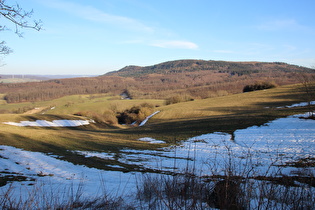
[3,119,92,127]
[138,137,166,144]
[139,111,160,126]
[73,150,115,160]
[277,101,315,108]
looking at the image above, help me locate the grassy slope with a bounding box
[121,84,313,142]
[0,93,164,114]
[0,84,313,171]
[155,84,304,119]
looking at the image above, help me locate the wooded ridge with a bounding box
[1,59,314,103]
[106,59,313,77]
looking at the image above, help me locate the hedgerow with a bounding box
[243,81,277,92]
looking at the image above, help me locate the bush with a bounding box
[102,110,119,125]
[243,81,277,92]
[165,94,194,105]
[12,106,35,114]
[116,103,155,125]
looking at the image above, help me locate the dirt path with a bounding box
[23,107,48,114]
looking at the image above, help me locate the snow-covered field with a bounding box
[1,112,315,206]
[111,113,315,177]
[0,145,139,205]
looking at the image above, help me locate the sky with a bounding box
[1,0,315,75]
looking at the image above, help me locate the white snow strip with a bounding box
[277,101,315,108]
[139,111,160,126]
[138,137,166,144]
[73,150,115,160]
[3,120,91,127]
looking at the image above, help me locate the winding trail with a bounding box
[23,107,48,114]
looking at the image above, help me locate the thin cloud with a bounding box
[213,50,234,54]
[282,44,297,52]
[257,18,306,31]
[40,0,154,33]
[151,40,198,49]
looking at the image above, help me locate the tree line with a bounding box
[1,67,314,103]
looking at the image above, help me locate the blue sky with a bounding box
[1,0,315,75]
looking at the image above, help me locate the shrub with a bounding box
[102,110,118,125]
[243,81,277,92]
[12,106,35,114]
[165,94,194,105]
[116,103,155,125]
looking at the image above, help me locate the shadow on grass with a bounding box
[0,132,164,175]
[103,103,313,146]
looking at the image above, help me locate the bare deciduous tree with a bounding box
[0,0,42,55]
[297,69,315,117]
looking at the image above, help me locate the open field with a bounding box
[0,83,308,116]
[0,84,313,166]
[0,83,314,208]
[156,84,308,119]
[0,93,165,115]
[0,84,313,142]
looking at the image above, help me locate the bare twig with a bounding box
[0,0,42,54]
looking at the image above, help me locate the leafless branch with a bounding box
[0,0,42,54]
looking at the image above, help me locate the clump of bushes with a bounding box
[243,81,277,92]
[116,103,155,125]
[74,103,156,126]
[75,110,118,125]
[12,106,35,114]
[165,94,194,105]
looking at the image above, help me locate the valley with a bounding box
[0,59,314,209]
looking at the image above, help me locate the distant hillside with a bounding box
[1,59,314,103]
[106,59,313,77]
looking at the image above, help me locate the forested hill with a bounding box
[1,59,314,103]
[106,59,313,77]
